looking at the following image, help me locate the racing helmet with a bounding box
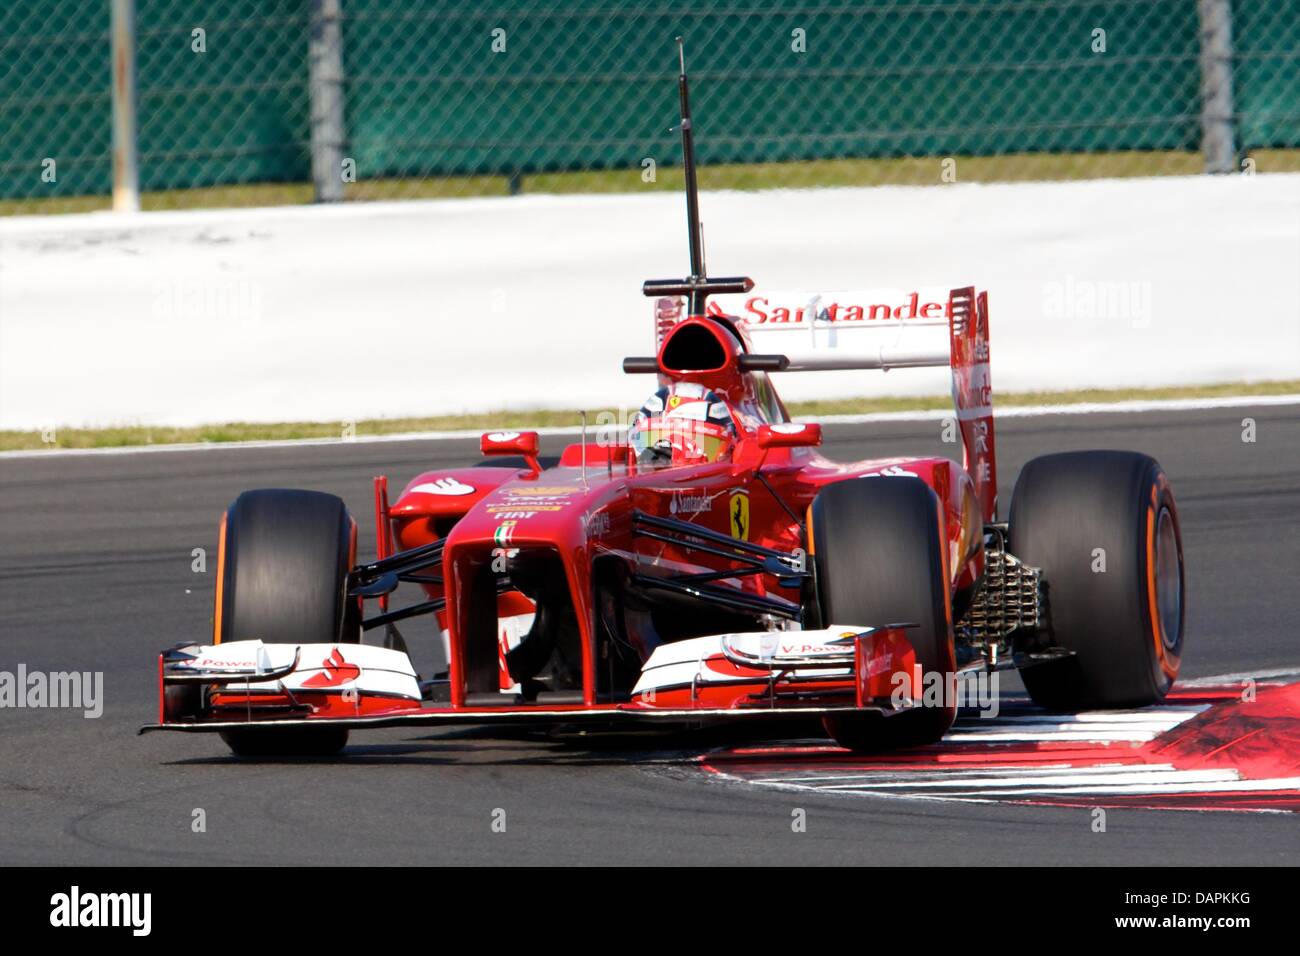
[629,383,737,465]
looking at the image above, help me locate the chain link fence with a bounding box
[2,0,1297,215]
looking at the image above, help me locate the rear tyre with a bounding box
[812,477,957,752]
[216,489,359,757]
[1008,451,1183,711]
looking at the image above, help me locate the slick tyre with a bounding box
[812,477,957,752]
[220,725,351,758]
[1009,451,1183,711]
[215,489,359,757]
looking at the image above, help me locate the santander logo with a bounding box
[711,291,952,325]
[302,648,361,688]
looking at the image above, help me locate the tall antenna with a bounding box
[677,38,705,284]
[642,38,752,318]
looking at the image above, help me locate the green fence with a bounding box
[2,0,1298,213]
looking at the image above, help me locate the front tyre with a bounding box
[812,477,957,752]
[1009,451,1183,711]
[220,725,350,758]
[215,488,359,757]
[217,488,360,647]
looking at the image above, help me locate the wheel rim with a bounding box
[1154,506,1182,651]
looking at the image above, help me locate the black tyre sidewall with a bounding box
[216,489,358,758]
[219,727,350,758]
[220,489,359,646]
[812,477,956,749]
[1009,451,1183,710]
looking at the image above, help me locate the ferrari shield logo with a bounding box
[729,489,749,541]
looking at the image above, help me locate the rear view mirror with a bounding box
[757,422,822,449]
[480,430,542,475]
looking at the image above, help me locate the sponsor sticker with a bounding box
[729,489,750,541]
[714,291,951,326]
[669,491,711,515]
[301,648,361,688]
[410,477,475,496]
[866,465,921,478]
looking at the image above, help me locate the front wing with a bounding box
[140,627,919,736]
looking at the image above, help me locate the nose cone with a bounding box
[449,471,620,553]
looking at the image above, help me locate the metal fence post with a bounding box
[1197,0,1237,174]
[110,0,140,211]
[310,0,346,202]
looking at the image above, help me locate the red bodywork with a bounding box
[148,286,997,735]
[145,47,1005,741]
[394,289,989,710]
[394,442,979,709]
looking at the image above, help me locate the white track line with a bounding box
[951,776,1300,798]
[818,767,1242,792]
[757,764,1092,784]
[942,705,1206,743]
[750,765,1300,798]
[963,708,1205,724]
[814,393,1300,424]
[1178,667,1300,685]
[0,424,588,460]
[713,669,1299,806]
[4,394,1297,460]
[945,729,1175,743]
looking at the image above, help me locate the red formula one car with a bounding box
[144,45,1185,756]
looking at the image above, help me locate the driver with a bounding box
[629,383,737,465]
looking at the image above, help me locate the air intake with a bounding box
[660,321,728,373]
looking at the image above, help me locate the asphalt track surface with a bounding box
[1,403,1297,865]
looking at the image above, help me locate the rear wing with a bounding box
[656,286,999,521]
